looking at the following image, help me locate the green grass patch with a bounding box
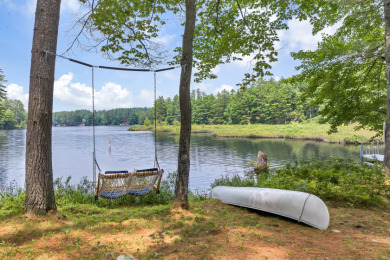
[129,122,378,143]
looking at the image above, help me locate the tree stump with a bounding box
[254,151,268,174]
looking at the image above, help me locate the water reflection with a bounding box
[0,129,26,187]
[0,126,376,191]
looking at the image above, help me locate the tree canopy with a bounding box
[78,0,298,85]
[290,0,385,134]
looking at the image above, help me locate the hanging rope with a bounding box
[92,66,97,191]
[154,71,160,170]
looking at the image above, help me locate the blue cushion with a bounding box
[128,189,152,195]
[136,168,158,172]
[99,190,126,198]
[105,170,128,174]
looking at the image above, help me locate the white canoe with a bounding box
[212,186,329,230]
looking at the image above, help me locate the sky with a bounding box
[0,0,339,112]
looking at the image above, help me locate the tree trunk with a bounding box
[174,0,196,209]
[25,0,61,216]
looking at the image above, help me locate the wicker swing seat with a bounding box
[96,168,164,200]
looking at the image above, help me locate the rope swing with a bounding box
[43,50,181,200]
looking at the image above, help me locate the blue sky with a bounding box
[0,0,339,112]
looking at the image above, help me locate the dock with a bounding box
[360,144,384,162]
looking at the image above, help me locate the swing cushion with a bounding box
[136,168,158,172]
[128,188,153,195]
[99,190,127,199]
[105,170,128,174]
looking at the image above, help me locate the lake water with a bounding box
[0,126,377,191]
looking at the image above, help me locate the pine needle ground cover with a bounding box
[129,122,378,144]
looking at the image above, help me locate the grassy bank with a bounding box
[129,122,379,144]
[0,160,389,259]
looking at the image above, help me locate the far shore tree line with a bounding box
[2,77,321,129]
[53,78,319,127]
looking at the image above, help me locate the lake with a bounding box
[0,125,376,192]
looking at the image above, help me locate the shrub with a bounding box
[344,134,367,144]
[211,159,390,208]
[143,117,151,126]
[0,182,25,219]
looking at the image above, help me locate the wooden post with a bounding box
[254,151,268,174]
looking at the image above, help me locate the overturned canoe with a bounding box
[212,186,329,230]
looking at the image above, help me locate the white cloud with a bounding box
[54,73,134,110]
[278,19,341,52]
[5,84,29,109]
[134,89,154,107]
[229,18,341,70]
[232,53,257,69]
[214,84,233,95]
[156,34,177,45]
[95,82,133,108]
[193,83,213,92]
[211,65,220,75]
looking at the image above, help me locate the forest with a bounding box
[156,79,317,125]
[0,78,318,129]
[49,78,319,127]
[52,107,150,126]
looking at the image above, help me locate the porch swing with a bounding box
[42,49,179,200]
[92,70,164,200]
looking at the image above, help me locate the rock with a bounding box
[105,252,118,258]
[331,229,341,233]
[117,254,137,260]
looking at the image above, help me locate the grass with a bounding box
[0,162,389,259]
[129,122,379,144]
[0,199,389,259]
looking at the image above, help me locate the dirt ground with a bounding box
[0,200,389,259]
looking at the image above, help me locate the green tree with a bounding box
[213,89,232,124]
[2,99,27,128]
[143,117,151,126]
[0,109,16,129]
[286,0,390,169]
[154,96,167,123]
[166,95,180,124]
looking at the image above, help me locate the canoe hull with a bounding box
[212,186,329,230]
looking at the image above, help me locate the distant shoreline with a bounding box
[129,123,380,144]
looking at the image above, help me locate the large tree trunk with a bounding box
[25,0,61,216]
[174,0,196,209]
